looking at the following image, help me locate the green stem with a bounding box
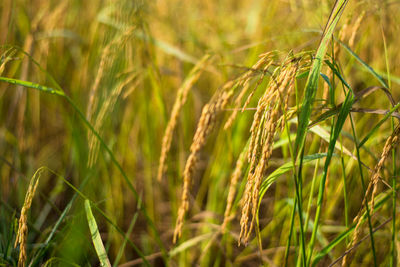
[285,197,297,267]
[304,154,321,233]
[294,148,307,267]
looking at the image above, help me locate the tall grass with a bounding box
[1,0,400,266]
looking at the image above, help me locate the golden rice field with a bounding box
[1,0,400,266]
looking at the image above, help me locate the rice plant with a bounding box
[1,0,400,266]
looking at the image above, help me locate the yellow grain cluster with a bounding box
[224,52,273,130]
[173,52,307,244]
[221,146,248,231]
[15,168,45,267]
[342,124,400,266]
[173,85,234,243]
[239,59,299,245]
[172,52,275,242]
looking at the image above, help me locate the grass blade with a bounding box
[0,76,64,96]
[339,40,388,88]
[84,200,112,267]
[258,153,328,201]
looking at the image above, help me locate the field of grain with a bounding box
[1,0,400,266]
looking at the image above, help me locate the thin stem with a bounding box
[295,147,307,267]
[285,197,297,267]
[349,114,377,266]
[340,156,349,243]
[304,152,321,232]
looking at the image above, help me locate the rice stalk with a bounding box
[157,54,211,181]
[239,59,299,245]
[224,52,273,130]
[173,84,234,243]
[14,167,45,267]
